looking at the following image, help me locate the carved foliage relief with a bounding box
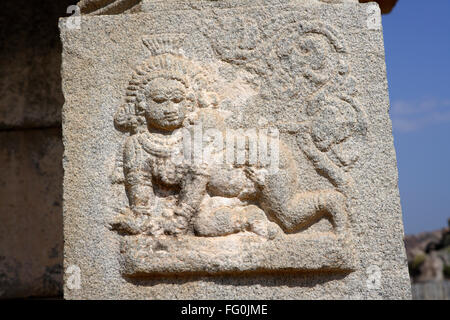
[109,17,369,276]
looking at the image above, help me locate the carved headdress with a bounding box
[114,34,214,134]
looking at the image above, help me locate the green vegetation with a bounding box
[444,264,450,279]
[408,253,426,278]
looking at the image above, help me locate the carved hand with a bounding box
[190,163,210,178]
[127,182,153,209]
[244,167,267,187]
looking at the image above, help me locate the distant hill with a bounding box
[405,219,450,282]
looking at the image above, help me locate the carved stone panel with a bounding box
[61,0,411,299]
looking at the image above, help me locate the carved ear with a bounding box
[134,93,147,117]
[184,111,199,126]
[197,91,219,109]
[186,91,196,103]
[114,104,138,134]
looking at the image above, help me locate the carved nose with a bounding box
[164,102,178,113]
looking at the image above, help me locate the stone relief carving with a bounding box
[110,20,369,276]
[112,33,280,239]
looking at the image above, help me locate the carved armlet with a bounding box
[125,169,153,187]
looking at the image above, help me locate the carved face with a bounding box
[144,77,188,131]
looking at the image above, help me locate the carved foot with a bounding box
[110,207,161,235]
[243,205,280,240]
[162,214,190,235]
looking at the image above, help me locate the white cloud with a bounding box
[390,98,450,132]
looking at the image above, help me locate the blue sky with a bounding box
[382,0,450,234]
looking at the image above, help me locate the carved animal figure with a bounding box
[111,32,367,240]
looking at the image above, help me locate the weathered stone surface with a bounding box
[0,129,63,298]
[61,0,410,299]
[77,0,398,15]
[360,0,397,14]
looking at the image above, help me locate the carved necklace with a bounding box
[138,131,183,158]
[137,131,186,185]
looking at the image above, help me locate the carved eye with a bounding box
[300,46,310,54]
[171,96,184,103]
[152,96,166,103]
[300,39,314,54]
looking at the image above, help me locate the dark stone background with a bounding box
[0,0,75,299]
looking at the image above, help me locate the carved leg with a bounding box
[275,190,348,234]
[171,167,210,234]
[193,206,244,237]
[193,205,279,239]
[245,145,349,235]
[111,207,160,235]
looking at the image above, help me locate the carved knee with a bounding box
[320,191,348,233]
